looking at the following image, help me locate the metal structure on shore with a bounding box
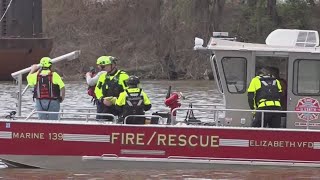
[0,0,52,80]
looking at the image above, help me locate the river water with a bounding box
[0,80,223,121]
[0,80,320,179]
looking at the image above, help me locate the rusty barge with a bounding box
[0,0,52,80]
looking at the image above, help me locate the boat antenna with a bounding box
[166,86,172,99]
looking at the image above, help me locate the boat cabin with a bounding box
[195,29,320,129]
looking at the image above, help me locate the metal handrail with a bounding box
[60,107,96,110]
[26,111,116,123]
[11,50,81,116]
[124,115,164,124]
[59,107,96,120]
[25,107,96,121]
[186,103,224,107]
[172,107,320,116]
[171,107,320,129]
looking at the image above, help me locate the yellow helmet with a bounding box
[40,57,52,68]
[96,56,117,65]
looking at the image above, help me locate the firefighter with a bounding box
[115,75,151,124]
[94,56,129,121]
[248,67,282,128]
[27,57,65,120]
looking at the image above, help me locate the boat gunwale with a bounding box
[1,118,320,133]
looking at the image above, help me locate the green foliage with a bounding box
[278,0,312,29]
[236,1,275,43]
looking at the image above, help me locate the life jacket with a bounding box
[33,71,60,100]
[87,86,96,98]
[255,76,280,105]
[122,88,145,117]
[87,72,96,98]
[101,70,125,97]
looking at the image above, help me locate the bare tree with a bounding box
[157,0,178,79]
[306,0,315,6]
[212,0,226,31]
[267,0,278,25]
[247,0,257,8]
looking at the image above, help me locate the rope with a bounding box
[0,0,13,23]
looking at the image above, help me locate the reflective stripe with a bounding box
[137,100,143,106]
[258,101,281,108]
[126,100,133,106]
[261,79,276,86]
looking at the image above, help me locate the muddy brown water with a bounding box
[0,80,319,179]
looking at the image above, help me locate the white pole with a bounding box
[11,50,81,79]
[17,74,22,116]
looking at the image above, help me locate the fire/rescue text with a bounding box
[111,132,219,147]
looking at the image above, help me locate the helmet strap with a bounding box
[41,67,50,70]
[108,64,117,74]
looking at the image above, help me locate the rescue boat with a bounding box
[0,29,320,170]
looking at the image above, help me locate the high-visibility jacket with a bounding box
[115,87,151,116]
[247,75,282,109]
[94,70,129,100]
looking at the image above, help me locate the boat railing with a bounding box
[16,107,96,121]
[123,115,164,124]
[172,107,320,129]
[14,103,224,124]
[59,106,96,120]
[186,103,224,107]
[23,110,167,125]
[11,50,81,117]
[24,110,117,123]
[9,104,320,129]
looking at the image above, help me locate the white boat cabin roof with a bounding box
[201,29,320,54]
[207,38,320,54]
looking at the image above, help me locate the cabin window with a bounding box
[293,59,320,95]
[296,31,317,47]
[222,57,247,93]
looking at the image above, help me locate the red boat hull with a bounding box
[0,120,319,169]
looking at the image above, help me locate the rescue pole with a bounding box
[11,50,81,116]
[11,50,81,79]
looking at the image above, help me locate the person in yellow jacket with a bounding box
[247,67,282,128]
[94,56,129,120]
[27,57,65,120]
[116,75,152,124]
